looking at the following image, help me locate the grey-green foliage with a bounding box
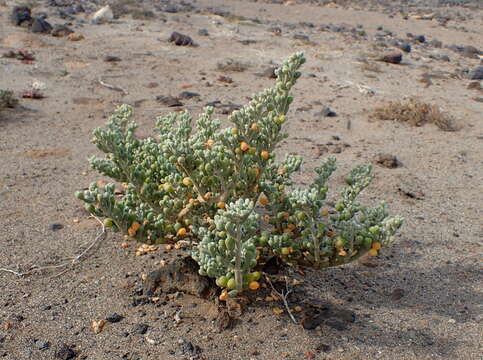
[76,52,403,295]
[192,199,259,296]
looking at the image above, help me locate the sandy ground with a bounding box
[1,0,482,359]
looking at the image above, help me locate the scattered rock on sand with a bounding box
[132,323,149,335]
[92,5,113,24]
[67,33,84,41]
[468,66,483,80]
[55,343,77,360]
[169,32,194,46]
[374,153,402,168]
[31,17,53,34]
[144,256,215,298]
[11,6,31,26]
[51,25,74,37]
[106,313,124,323]
[381,52,402,64]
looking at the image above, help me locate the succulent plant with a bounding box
[76,52,403,298]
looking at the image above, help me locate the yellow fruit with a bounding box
[263,215,270,222]
[182,177,192,186]
[260,151,270,160]
[205,139,214,148]
[128,221,140,236]
[240,141,250,152]
[372,242,382,250]
[250,123,260,131]
[219,291,229,301]
[259,195,269,206]
[249,281,260,290]
[368,248,378,257]
[177,227,187,236]
[321,209,329,216]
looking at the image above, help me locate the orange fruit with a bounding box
[249,281,260,290]
[259,195,269,206]
[217,202,226,209]
[372,242,382,250]
[368,248,378,257]
[260,151,270,160]
[240,141,250,152]
[205,139,214,148]
[177,227,187,236]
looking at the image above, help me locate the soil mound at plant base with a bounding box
[144,256,217,299]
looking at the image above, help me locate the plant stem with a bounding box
[234,219,243,293]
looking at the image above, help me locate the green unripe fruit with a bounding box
[248,147,257,155]
[335,237,346,248]
[335,202,344,212]
[228,290,238,298]
[103,218,114,227]
[281,247,291,255]
[369,225,380,234]
[227,278,236,290]
[231,128,239,136]
[364,237,373,249]
[216,276,229,288]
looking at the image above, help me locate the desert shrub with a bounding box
[0,90,18,111]
[373,98,458,131]
[76,53,403,298]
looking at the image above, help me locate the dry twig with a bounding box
[0,216,107,277]
[265,275,297,324]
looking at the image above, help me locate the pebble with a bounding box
[374,153,401,168]
[468,66,483,80]
[106,313,124,323]
[198,28,209,36]
[51,24,74,37]
[132,323,149,335]
[35,340,50,350]
[381,52,402,64]
[51,224,64,231]
[31,17,53,34]
[104,56,121,62]
[54,343,76,360]
[11,6,32,26]
[169,32,194,46]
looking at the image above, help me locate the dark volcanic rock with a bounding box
[381,52,402,64]
[11,6,31,26]
[106,313,124,323]
[398,42,411,53]
[374,153,402,168]
[51,25,74,37]
[55,344,77,360]
[468,66,483,80]
[169,32,194,46]
[144,256,216,298]
[132,324,149,335]
[31,17,53,34]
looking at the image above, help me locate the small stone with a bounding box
[55,343,77,360]
[317,343,331,353]
[468,66,483,80]
[398,43,411,53]
[11,6,31,26]
[169,32,193,46]
[467,82,482,91]
[178,91,200,100]
[31,17,53,34]
[317,107,336,117]
[132,324,149,335]
[390,288,405,301]
[35,340,50,350]
[374,153,401,168]
[156,95,183,107]
[51,224,64,231]
[67,33,84,41]
[381,52,402,64]
[198,29,209,36]
[106,313,123,323]
[178,339,202,355]
[51,25,73,37]
[293,34,310,42]
[428,39,442,48]
[415,35,425,43]
[104,56,121,62]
